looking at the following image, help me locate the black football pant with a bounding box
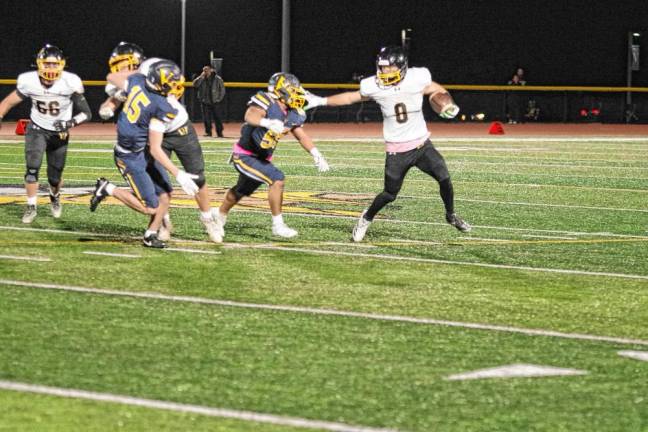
[365,140,454,221]
[162,122,206,188]
[201,103,224,137]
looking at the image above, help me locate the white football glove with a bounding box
[304,91,327,111]
[99,106,114,120]
[175,170,200,196]
[439,104,460,119]
[259,118,285,134]
[310,148,330,172]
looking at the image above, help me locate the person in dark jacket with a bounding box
[193,65,226,137]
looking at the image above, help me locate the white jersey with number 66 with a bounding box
[360,67,432,143]
[17,71,84,132]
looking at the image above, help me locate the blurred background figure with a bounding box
[193,65,225,137]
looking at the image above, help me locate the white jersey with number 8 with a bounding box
[360,67,432,143]
[17,71,84,132]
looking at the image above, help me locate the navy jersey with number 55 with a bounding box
[238,91,306,160]
[116,74,178,152]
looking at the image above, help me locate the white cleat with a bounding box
[352,210,372,242]
[50,194,62,218]
[211,207,227,237]
[201,215,223,243]
[22,205,37,224]
[272,223,298,238]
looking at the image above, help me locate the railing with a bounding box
[2,80,647,123]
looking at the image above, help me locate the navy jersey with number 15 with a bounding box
[116,73,178,152]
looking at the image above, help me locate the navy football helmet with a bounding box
[146,59,185,98]
[376,46,408,87]
[109,41,145,73]
[36,44,65,81]
[268,72,306,110]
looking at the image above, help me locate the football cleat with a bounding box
[22,204,37,224]
[50,193,62,218]
[272,223,298,238]
[200,215,223,243]
[143,232,167,248]
[446,213,472,232]
[90,178,110,212]
[352,210,372,242]
[211,207,227,237]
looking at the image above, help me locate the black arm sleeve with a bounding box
[71,92,92,123]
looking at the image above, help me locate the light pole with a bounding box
[281,0,290,72]
[626,32,640,122]
[180,0,187,103]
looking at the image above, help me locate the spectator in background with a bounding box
[515,67,527,85]
[506,70,526,124]
[193,65,226,137]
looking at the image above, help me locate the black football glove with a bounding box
[53,119,77,132]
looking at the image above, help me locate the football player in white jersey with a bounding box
[0,45,91,223]
[94,42,222,243]
[305,46,471,241]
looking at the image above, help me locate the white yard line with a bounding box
[456,198,648,213]
[251,246,648,281]
[0,254,50,262]
[0,380,398,432]
[165,247,222,255]
[1,279,647,346]
[83,251,141,258]
[519,234,577,240]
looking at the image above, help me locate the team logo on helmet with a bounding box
[109,41,145,73]
[146,59,186,99]
[268,72,306,110]
[36,44,66,82]
[376,46,408,87]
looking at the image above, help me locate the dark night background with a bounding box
[1,0,648,122]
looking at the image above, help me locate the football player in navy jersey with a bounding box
[213,72,330,238]
[91,59,197,248]
[97,42,222,243]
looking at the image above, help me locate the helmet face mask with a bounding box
[375,46,408,87]
[109,41,145,73]
[146,60,185,99]
[36,45,65,82]
[268,73,306,110]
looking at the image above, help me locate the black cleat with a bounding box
[143,232,167,248]
[90,178,110,212]
[446,213,472,232]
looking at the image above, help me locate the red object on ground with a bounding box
[15,119,29,135]
[488,121,505,135]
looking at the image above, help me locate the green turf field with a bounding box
[1,137,647,431]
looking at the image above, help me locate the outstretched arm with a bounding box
[107,70,137,91]
[0,91,25,128]
[293,126,330,172]
[305,90,366,110]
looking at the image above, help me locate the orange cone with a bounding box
[15,119,29,135]
[488,121,505,135]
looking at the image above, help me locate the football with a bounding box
[429,92,455,114]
